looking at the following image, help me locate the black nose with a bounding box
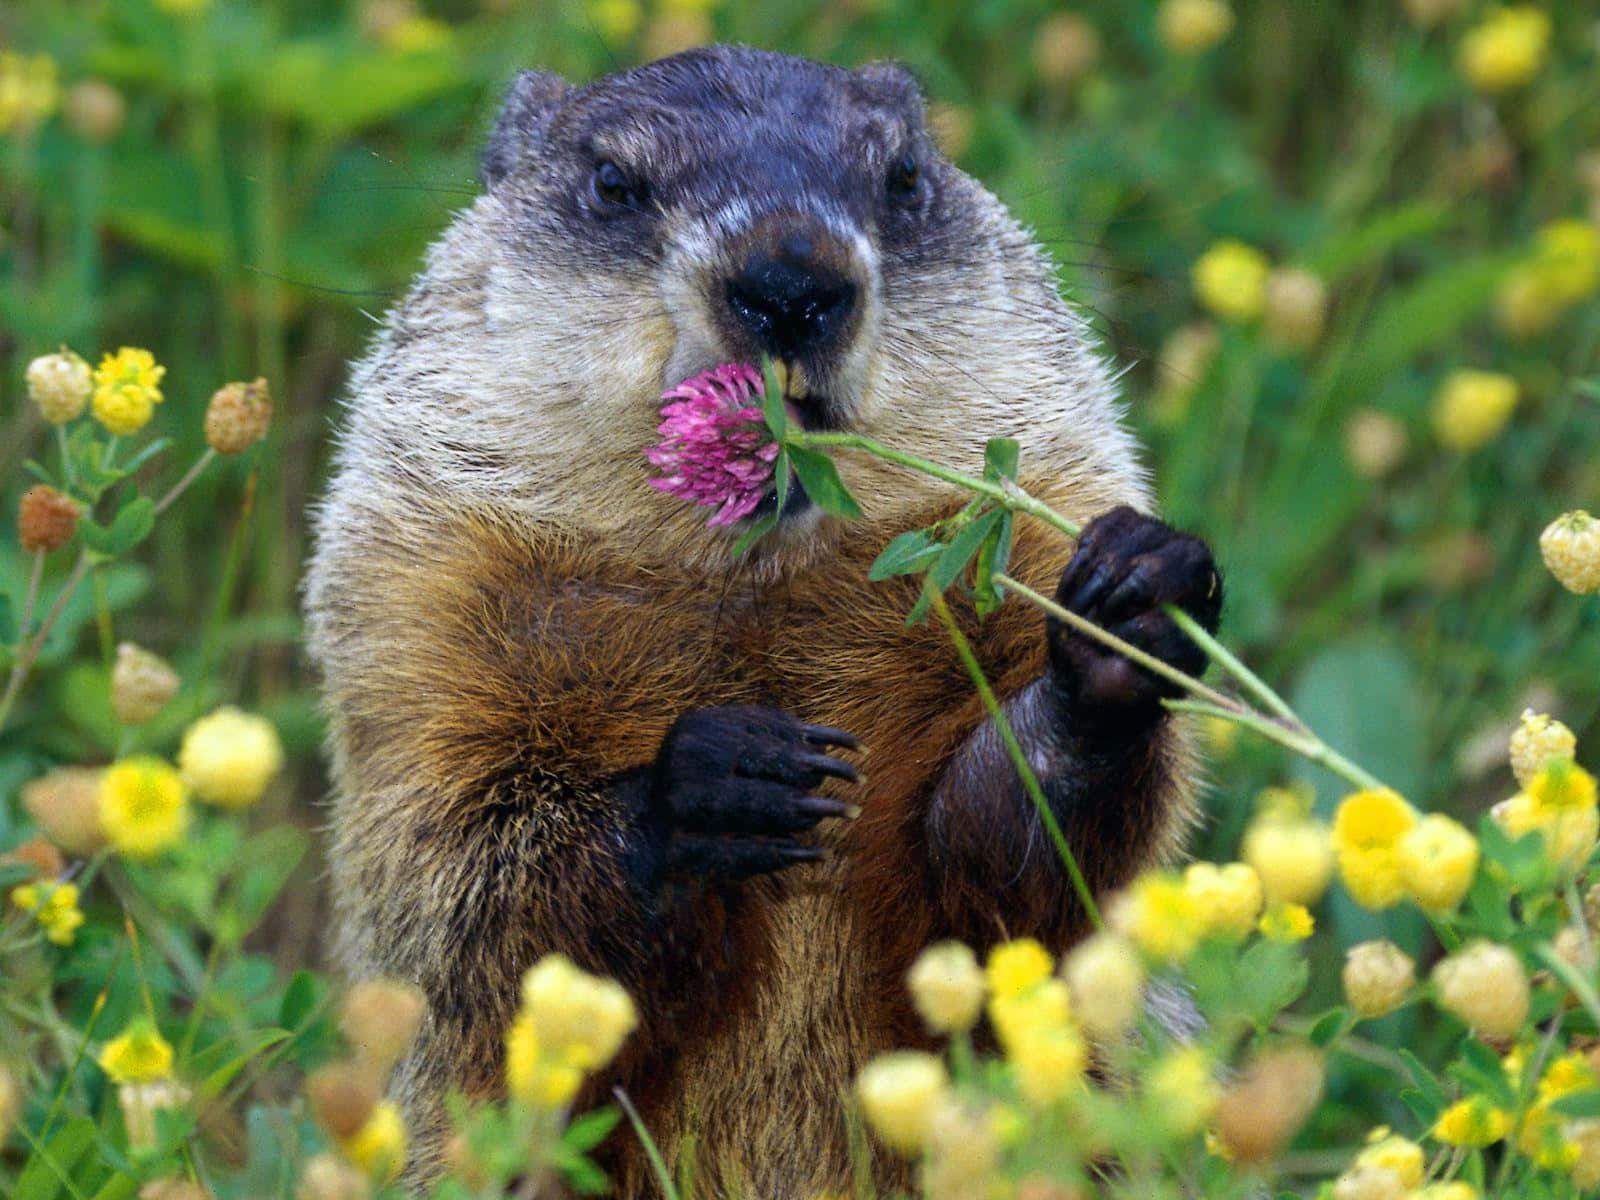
[724,253,858,360]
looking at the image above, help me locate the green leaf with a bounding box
[1551,1090,1600,1118]
[24,459,55,485]
[982,436,1020,482]
[760,357,787,441]
[869,529,944,581]
[972,511,1014,618]
[12,1115,98,1200]
[731,512,779,558]
[1398,1048,1447,1107]
[1450,1037,1516,1108]
[194,1030,293,1102]
[216,826,309,946]
[280,968,324,1032]
[118,438,172,477]
[929,509,1004,594]
[0,592,15,644]
[1307,1007,1348,1048]
[1291,635,1424,801]
[563,1107,622,1152]
[788,446,862,519]
[81,497,156,559]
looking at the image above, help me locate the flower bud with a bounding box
[22,767,107,855]
[1396,813,1479,913]
[1064,932,1144,1042]
[1355,1134,1424,1188]
[296,1153,370,1200]
[111,643,181,725]
[64,80,125,141]
[1432,370,1517,453]
[1211,1045,1324,1163]
[1510,709,1576,788]
[1434,1095,1511,1147]
[1332,1165,1408,1200]
[1156,0,1233,54]
[907,941,984,1035]
[340,979,426,1073]
[1192,240,1269,323]
[1342,940,1414,1019]
[19,485,80,554]
[27,349,92,423]
[922,1097,1000,1200]
[307,1061,382,1140]
[1556,925,1590,970]
[1033,14,1100,86]
[1432,940,1529,1039]
[120,1080,192,1151]
[1342,409,1409,479]
[178,707,284,810]
[204,377,273,455]
[855,1051,950,1155]
[1242,814,1334,906]
[1569,1117,1600,1189]
[1458,7,1550,94]
[1263,267,1327,350]
[1540,511,1600,595]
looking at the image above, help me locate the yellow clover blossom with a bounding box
[984,938,1053,998]
[518,953,637,1073]
[1434,1094,1511,1147]
[1109,869,1202,962]
[1242,811,1334,906]
[1192,239,1269,323]
[1432,941,1529,1039]
[1332,788,1418,910]
[505,1013,582,1109]
[98,756,189,858]
[1540,510,1600,595]
[1010,1025,1088,1108]
[1458,7,1550,94]
[1063,932,1145,1042]
[178,706,284,810]
[1416,1186,1480,1200]
[0,52,60,135]
[855,1051,950,1155]
[339,1099,406,1180]
[589,0,643,41]
[91,347,166,436]
[1569,1118,1600,1190]
[1395,813,1479,913]
[1531,220,1600,305]
[1354,1132,1424,1189]
[1510,709,1577,788]
[1431,370,1517,453]
[1257,901,1314,942]
[98,1020,175,1084]
[1183,861,1263,940]
[906,940,985,1035]
[1156,0,1234,55]
[1146,1046,1220,1136]
[9,880,85,945]
[989,978,1073,1056]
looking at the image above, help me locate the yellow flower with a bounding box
[339,1099,406,1179]
[98,756,188,859]
[1434,1095,1511,1146]
[1242,813,1334,906]
[1342,940,1414,1019]
[907,941,984,1035]
[1109,869,1202,962]
[504,1013,583,1109]
[1192,239,1269,322]
[1530,220,1600,305]
[1540,510,1600,595]
[9,880,85,945]
[985,938,1053,999]
[1416,1185,1480,1200]
[1569,1117,1600,1189]
[1333,789,1418,910]
[154,0,214,14]
[1156,0,1233,54]
[1431,370,1516,453]
[0,52,59,135]
[91,347,166,436]
[1355,1132,1425,1189]
[1063,933,1145,1042]
[1510,709,1577,788]
[855,1051,950,1155]
[588,0,643,40]
[1458,7,1551,94]
[1432,941,1529,1039]
[519,953,637,1071]
[1257,901,1314,942]
[1010,1026,1087,1108]
[1493,789,1599,876]
[178,707,284,810]
[1396,813,1479,913]
[989,978,1073,1055]
[1495,265,1562,339]
[98,1021,174,1084]
[1529,760,1598,812]
[380,15,451,53]
[1518,1098,1581,1169]
[1183,861,1263,940]
[1146,1046,1219,1136]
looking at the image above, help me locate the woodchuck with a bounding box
[304,44,1221,1197]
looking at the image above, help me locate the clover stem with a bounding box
[1164,699,1388,793]
[0,550,93,736]
[927,584,1102,931]
[154,447,217,517]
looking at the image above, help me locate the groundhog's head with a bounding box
[354,46,1141,565]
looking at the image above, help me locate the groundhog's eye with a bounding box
[886,153,920,203]
[591,159,649,213]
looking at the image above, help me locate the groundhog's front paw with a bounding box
[650,706,862,882]
[1047,505,1222,727]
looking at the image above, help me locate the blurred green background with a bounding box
[2,0,1598,1154]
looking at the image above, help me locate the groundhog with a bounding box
[304,45,1221,1196]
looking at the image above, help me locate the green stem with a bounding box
[0,550,93,735]
[154,447,217,517]
[1166,606,1303,728]
[92,566,114,669]
[927,585,1101,930]
[56,424,75,488]
[613,1087,682,1200]
[1165,699,1388,793]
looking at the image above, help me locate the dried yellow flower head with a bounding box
[98,756,189,859]
[1192,239,1269,323]
[111,642,180,725]
[1432,940,1529,1039]
[204,377,273,455]
[119,1080,192,1152]
[138,1179,210,1200]
[4,835,64,880]
[642,9,712,59]
[1156,0,1233,54]
[92,347,166,436]
[339,1099,406,1181]
[1342,939,1415,1019]
[178,707,284,810]
[1495,265,1561,339]
[1263,267,1327,350]
[1396,813,1479,913]
[1432,370,1517,452]
[63,80,125,141]
[1183,861,1263,940]
[18,485,80,554]
[1540,511,1600,595]
[1332,788,1418,910]
[1510,709,1577,787]
[1458,6,1550,94]
[340,979,426,1072]
[26,349,92,423]
[1063,932,1144,1042]
[1343,409,1408,480]
[855,1051,950,1154]
[22,767,107,855]
[906,940,985,1035]
[1033,13,1100,85]
[98,1020,175,1084]
[307,1061,382,1140]
[1211,1045,1324,1163]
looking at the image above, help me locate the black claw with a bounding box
[798,723,860,750]
[794,751,860,783]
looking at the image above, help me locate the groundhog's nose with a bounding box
[724,244,858,362]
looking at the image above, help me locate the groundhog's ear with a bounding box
[481,70,570,188]
[852,60,926,122]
